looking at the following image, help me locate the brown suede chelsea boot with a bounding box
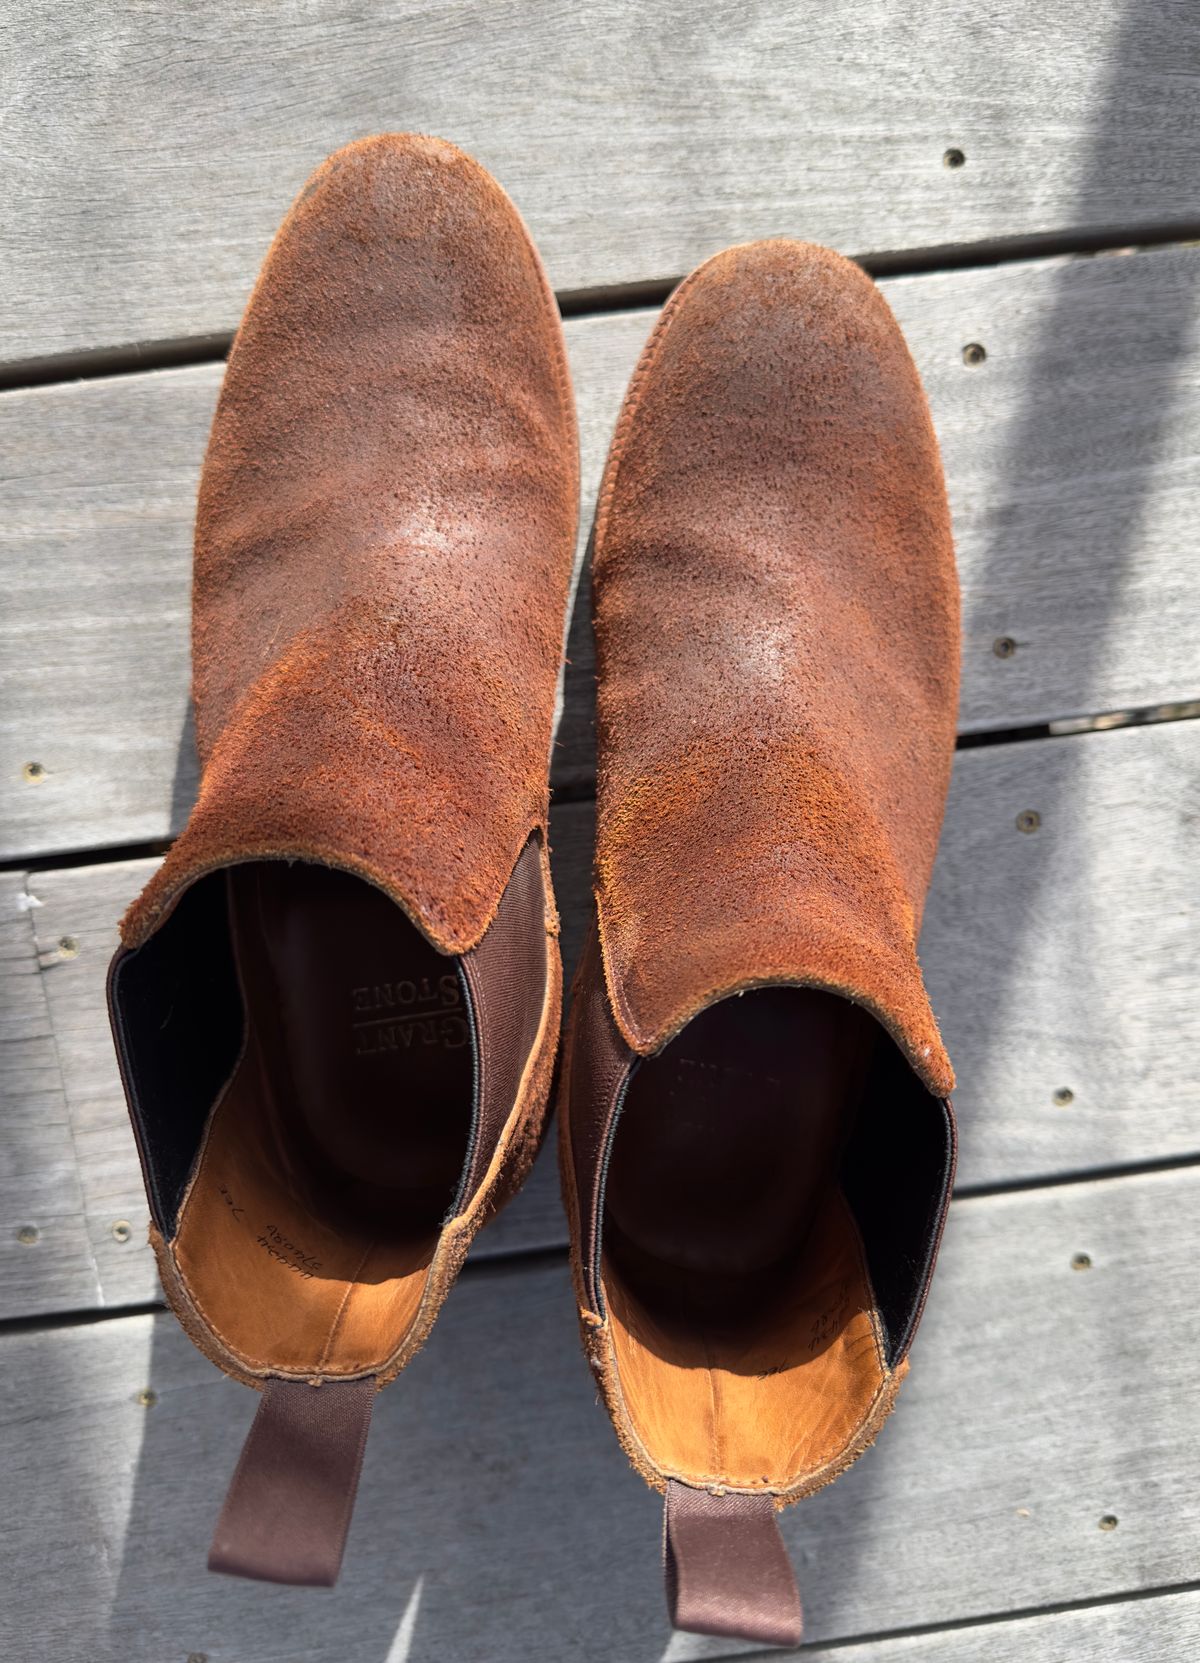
[558,240,960,1646]
[107,134,579,1585]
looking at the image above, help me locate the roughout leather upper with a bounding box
[122,134,579,953]
[590,241,959,1093]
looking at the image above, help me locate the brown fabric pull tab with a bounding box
[208,1375,377,1586]
[664,1480,803,1647]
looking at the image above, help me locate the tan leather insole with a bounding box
[173,862,473,1375]
[602,988,887,1488]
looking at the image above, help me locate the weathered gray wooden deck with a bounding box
[3,5,1199,1659]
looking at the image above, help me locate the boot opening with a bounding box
[114,862,476,1376]
[599,986,951,1491]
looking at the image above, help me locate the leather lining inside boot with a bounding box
[601,987,890,1489]
[172,862,474,1375]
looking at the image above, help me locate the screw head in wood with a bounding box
[943,147,966,169]
[1016,809,1041,833]
[993,635,1017,659]
[962,341,987,366]
[1053,1087,1074,1106]
[58,935,79,959]
[1098,1514,1118,1531]
[1071,1252,1092,1271]
[22,762,45,783]
[136,1388,158,1408]
[111,1219,132,1244]
[15,1225,39,1246]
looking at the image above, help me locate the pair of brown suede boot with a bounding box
[107,133,959,1649]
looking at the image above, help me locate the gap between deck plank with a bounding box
[734,1584,1200,1661]
[3,229,1197,396]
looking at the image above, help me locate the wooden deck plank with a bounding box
[2,719,1195,1319]
[5,2,1200,366]
[0,871,101,1313]
[4,245,1200,863]
[2,1165,1198,1660]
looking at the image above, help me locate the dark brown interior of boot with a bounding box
[172,862,474,1375]
[601,987,891,1489]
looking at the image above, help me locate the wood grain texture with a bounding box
[4,245,1200,862]
[2,719,1196,1319]
[5,1,1200,365]
[0,871,101,1313]
[2,1165,1198,1661]
[787,1594,1200,1663]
